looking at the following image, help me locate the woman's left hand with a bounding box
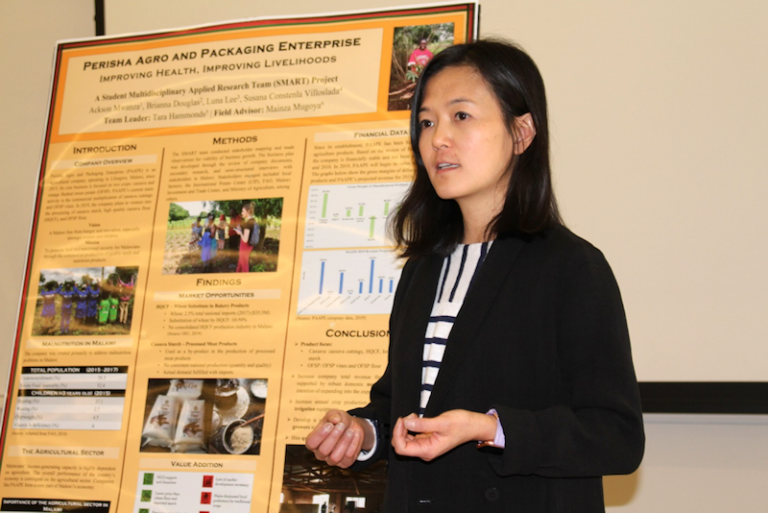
[391,409,497,461]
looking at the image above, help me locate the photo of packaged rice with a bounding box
[140,378,267,455]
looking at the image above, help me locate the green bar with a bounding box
[384,201,390,216]
[369,216,375,238]
[346,208,351,217]
[322,193,328,218]
[359,205,364,216]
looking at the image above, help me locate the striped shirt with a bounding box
[419,241,492,416]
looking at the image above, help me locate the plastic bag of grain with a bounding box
[172,399,206,453]
[142,395,179,448]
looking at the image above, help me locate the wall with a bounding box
[2,0,767,511]
[103,1,768,383]
[0,0,95,415]
[607,415,768,511]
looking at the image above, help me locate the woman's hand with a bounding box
[391,409,497,462]
[305,409,374,468]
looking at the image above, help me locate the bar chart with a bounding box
[303,182,410,249]
[296,249,403,315]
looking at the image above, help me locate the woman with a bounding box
[39,283,59,333]
[189,217,203,252]
[74,283,88,326]
[217,214,227,251]
[118,275,135,324]
[234,202,256,273]
[208,224,218,260]
[199,227,213,265]
[306,40,644,512]
[227,208,242,253]
[98,294,110,325]
[201,213,215,260]
[87,280,100,324]
[58,283,75,334]
[108,293,119,323]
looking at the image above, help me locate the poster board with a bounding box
[0,5,478,512]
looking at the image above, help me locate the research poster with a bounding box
[0,5,478,513]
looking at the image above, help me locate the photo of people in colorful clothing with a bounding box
[387,23,455,111]
[32,266,138,336]
[163,198,283,275]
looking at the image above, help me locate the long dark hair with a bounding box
[390,39,562,258]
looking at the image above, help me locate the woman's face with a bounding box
[417,66,515,214]
[241,207,248,218]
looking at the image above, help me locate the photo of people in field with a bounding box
[387,23,455,111]
[32,266,138,336]
[163,198,283,275]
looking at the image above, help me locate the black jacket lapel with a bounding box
[393,255,444,416]
[423,237,525,417]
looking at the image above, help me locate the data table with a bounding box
[13,366,127,430]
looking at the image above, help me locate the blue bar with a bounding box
[379,279,383,293]
[389,279,393,293]
[339,272,344,294]
[319,261,325,294]
[359,281,363,293]
[369,260,375,293]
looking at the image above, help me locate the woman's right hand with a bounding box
[305,409,371,468]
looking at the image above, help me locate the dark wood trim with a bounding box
[95,0,105,36]
[640,382,768,414]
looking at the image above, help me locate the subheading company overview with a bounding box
[82,37,363,71]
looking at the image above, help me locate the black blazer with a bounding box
[351,225,645,513]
